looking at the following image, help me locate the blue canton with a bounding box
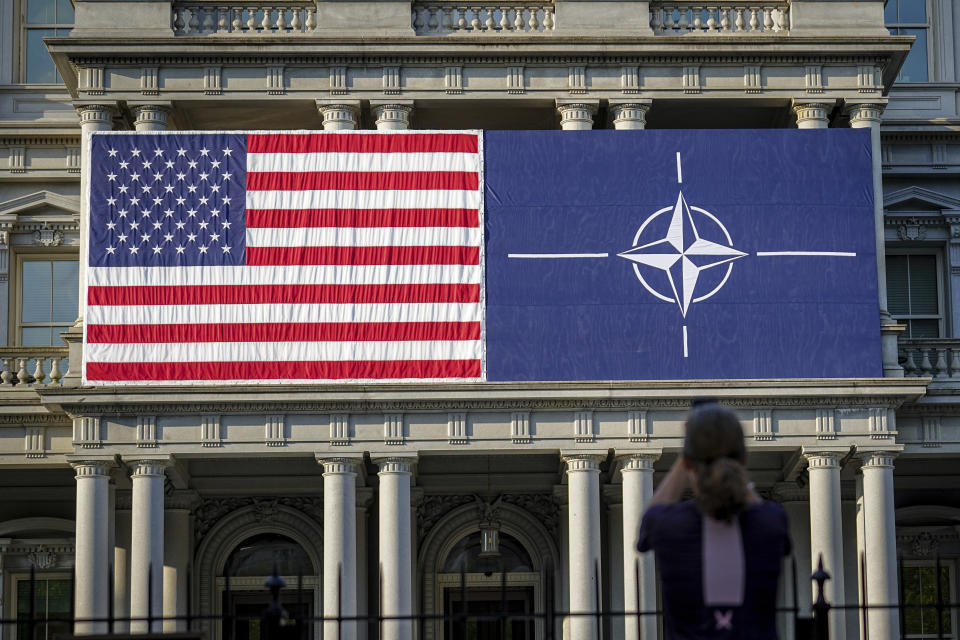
[89,133,248,267]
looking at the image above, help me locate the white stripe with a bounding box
[682,325,688,359]
[676,152,683,184]
[246,189,480,211]
[247,226,481,248]
[248,152,479,173]
[87,302,482,325]
[86,340,482,363]
[87,264,481,287]
[507,253,609,259]
[755,251,857,257]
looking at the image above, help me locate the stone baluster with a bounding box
[735,7,745,30]
[543,6,553,29]
[49,357,62,387]
[31,358,45,386]
[261,7,273,30]
[919,348,933,375]
[499,7,510,30]
[481,7,493,29]
[902,348,917,376]
[246,8,256,30]
[528,5,539,29]
[935,348,949,378]
[720,7,730,30]
[650,7,662,31]
[427,6,438,31]
[469,7,480,29]
[188,7,200,32]
[1,359,12,386]
[217,6,229,32]
[691,6,702,30]
[231,8,242,31]
[663,5,674,30]
[952,348,960,378]
[202,7,216,32]
[706,6,717,30]
[762,6,773,30]
[678,7,689,31]
[290,7,301,31]
[749,7,759,30]
[173,8,186,33]
[513,6,524,29]
[305,6,316,29]
[275,8,287,31]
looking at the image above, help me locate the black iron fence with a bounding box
[3,553,959,640]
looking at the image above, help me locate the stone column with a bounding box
[556,100,598,131]
[372,101,413,130]
[163,497,193,633]
[792,101,830,129]
[129,458,171,633]
[564,454,604,640]
[858,451,900,640]
[356,487,374,640]
[131,104,171,132]
[319,457,361,640]
[317,100,361,130]
[846,100,903,377]
[376,456,415,640]
[803,450,846,640]
[610,101,651,130]
[619,453,658,640]
[64,104,115,385]
[114,493,132,633]
[70,458,114,634]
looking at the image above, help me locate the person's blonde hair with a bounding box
[683,404,750,522]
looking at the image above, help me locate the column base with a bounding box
[60,324,84,387]
[880,322,906,378]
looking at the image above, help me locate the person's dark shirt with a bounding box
[638,500,791,640]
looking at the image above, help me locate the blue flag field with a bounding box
[483,129,881,381]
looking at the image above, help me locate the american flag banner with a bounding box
[85,131,484,385]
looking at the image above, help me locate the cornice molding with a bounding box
[43,394,918,417]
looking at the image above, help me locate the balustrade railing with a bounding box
[900,339,960,380]
[650,2,789,34]
[0,347,68,389]
[172,2,317,35]
[412,2,555,34]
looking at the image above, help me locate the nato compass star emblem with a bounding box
[507,152,859,358]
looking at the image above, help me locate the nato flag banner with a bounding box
[483,129,882,381]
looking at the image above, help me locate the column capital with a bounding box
[616,450,661,472]
[802,448,847,468]
[373,455,417,474]
[791,99,832,129]
[74,103,117,126]
[317,456,363,475]
[857,450,899,469]
[316,99,361,130]
[371,100,414,130]
[127,456,173,478]
[609,100,651,130]
[845,100,887,127]
[556,100,599,131]
[68,456,116,477]
[562,452,605,472]
[130,103,172,130]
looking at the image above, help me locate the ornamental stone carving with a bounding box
[417,494,474,538]
[34,224,64,247]
[194,496,324,544]
[28,547,58,569]
[910,531,938,557]
[898,217,927,241]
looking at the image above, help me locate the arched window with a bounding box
[225,533,312,577]
[442,531,534,574]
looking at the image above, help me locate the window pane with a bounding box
[886,255,909,315]
[21,261,52,323]
[909,255,938,314]
[51,260,79,322]
[25,29,57,84]
[909,319,939,339]
[22,327,53,346]
[55,0,74,22]
[26,0,56,23]
[884,0,897,23]
[899,0,926,23]
[900,29,928,81]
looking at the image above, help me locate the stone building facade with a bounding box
[0,1,958,639]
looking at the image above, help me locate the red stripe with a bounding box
[246,246,479,266]
[247,171,477,192]
[86,359,482,381]
[247,133,478,154]
[246,208,479,229]
[88,322,481,344]
[88,283,480,306]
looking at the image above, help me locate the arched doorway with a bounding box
[194,505,322,640]
[419,501,560,640]
[439,530,537,640]
[222,534,316,640]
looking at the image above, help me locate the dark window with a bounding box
[22,0,73,83]
[887,254,940,338]
[886,0,929,82]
